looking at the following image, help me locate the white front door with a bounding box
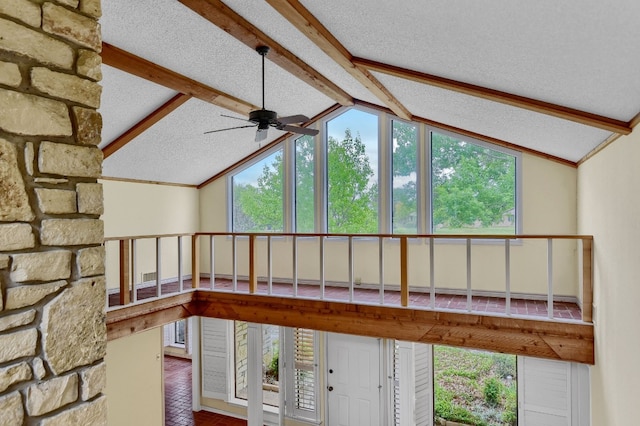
[327,333,381,426]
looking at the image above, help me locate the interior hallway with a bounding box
[164,355,247,426]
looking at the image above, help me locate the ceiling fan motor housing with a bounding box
[249,109,278,129]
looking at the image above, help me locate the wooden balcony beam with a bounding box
[106,293,195,341]
[106,290,594,364]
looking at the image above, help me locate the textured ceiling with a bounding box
[300,0,640,120]
[98,0,640,185]
[372,71,612,162]
[99,65,177,149]
[103,98,287,185]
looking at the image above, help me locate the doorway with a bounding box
[326,333,383,426]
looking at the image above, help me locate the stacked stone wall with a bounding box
[0,0,105,424]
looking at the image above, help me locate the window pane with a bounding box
[392,121,418,234]
[434,346,517,425]
[327,109,379,234]
[295,135,315,233]
[234,321,280,407]
[431,133,516,234]
[235,321,248,400]
[174,320,186,345]
[232,150,284,232]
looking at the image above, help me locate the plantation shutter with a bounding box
[519,357,571,425]
[394,341,433,426]
[413,343,433,426]
[200,318,229,400]
[284,327,319,422]
[519,357,590,426]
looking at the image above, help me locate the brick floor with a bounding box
[164,355,247,426]
[110,277,583,321]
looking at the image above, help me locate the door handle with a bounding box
[327,386,334,392]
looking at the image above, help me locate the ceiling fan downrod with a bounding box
[256,46,270,111]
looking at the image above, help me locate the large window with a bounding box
[326,109,379,234]
[431,132,517,234]
[228,107,519,235]
[232,149,284,232]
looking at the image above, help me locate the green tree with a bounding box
[432,133,515,231]
[327,129,378,233]
[295,135,315,233]
[233,151,284,232]
[234,129,378,234]
[392,121,418,233]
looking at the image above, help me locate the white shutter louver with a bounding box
[201,318,229,400]
[284,327,318,422]
[293,328,315,413]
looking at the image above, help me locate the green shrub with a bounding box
[483,377,502,406]
[502,383,518,425]
[265,351,279,382]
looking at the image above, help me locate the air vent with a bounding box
[142,272,157,282]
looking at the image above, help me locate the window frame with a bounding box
[226,106,522,238]
[426,126,522,237]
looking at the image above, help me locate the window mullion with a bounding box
[379,113,391,233]
[316,121,327,233]
[418,124,431,234]
[283,137,295,233]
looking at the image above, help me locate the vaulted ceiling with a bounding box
[99,0,640,186]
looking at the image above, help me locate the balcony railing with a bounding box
[104,232,593,323]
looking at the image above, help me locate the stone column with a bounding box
[0,0,106,424]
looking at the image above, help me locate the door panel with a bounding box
[327,333,381,426]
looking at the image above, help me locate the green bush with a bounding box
[502,383,517,425]
[265,351,279,382]
[483,377,502,406]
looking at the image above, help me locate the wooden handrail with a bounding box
[105,232,593,240]
[194,232,593,240]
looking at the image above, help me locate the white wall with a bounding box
[102,179,200,289]
[106,328,164,426]
[578,130,640,425]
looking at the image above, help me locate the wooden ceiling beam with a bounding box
[102,93,191,159]
[354,57,632,135]
[179,0,353,107]
[265,0,411,120]
[101,42,257,116]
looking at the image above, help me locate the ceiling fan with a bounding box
[204,46,319,142]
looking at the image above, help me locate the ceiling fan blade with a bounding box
[255,128,269,142]
[204,124,256,135]
[279,125,319,136]
[221,114,252,123]
[277,114,310,125]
